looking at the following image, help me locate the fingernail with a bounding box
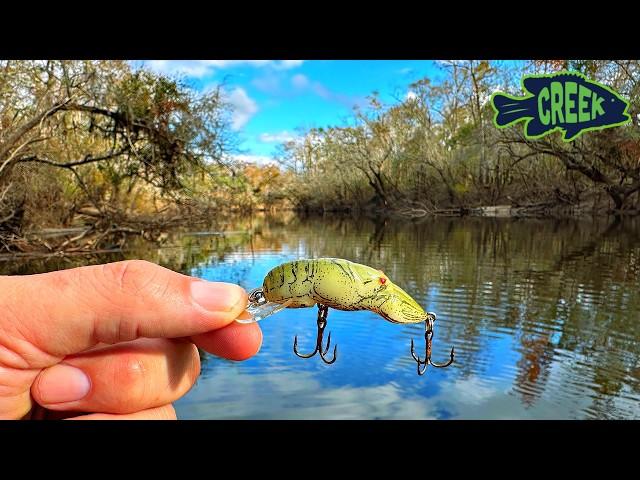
[38,364,91,404]
[190,281,245,312]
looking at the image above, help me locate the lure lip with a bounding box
[236,298,294,324]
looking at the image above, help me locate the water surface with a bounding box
[3,213,640,419]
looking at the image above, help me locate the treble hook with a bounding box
[410,312,455,376]
[293,304,337,364]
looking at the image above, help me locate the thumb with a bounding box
[0,260,248,362]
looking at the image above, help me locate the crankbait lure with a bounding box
[238,258,455,375]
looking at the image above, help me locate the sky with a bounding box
[140,60,447,164]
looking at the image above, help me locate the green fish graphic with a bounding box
[491,71,631,141]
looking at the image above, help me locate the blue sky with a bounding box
[141,60,446,164]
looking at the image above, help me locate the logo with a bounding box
[490,71,631,141]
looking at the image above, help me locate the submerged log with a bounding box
[477,205,513,217]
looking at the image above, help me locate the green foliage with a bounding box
[0,60,286,241]
[2,59,639,247]
[281,60,640,213]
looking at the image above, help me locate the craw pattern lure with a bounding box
[239,258,455,375]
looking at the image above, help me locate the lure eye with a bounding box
[379,277,386,285]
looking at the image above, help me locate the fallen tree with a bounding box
[0,60,239,254]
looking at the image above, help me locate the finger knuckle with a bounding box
[101,260,157,294]
[114,354,149,406]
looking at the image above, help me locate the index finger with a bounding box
[0,260,248,361]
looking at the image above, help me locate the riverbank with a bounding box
[2,197,637,260]
[297,195,639,220]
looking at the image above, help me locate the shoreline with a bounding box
[295,203,639,219]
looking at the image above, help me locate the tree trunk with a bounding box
[609,189,624,210]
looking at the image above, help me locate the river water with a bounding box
[3,213,640,419]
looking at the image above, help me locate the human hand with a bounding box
[0,260,262,420]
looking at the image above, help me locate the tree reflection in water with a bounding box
[3,213,639,418]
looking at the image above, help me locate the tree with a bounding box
[498,60,640,212]
[0,61,234,241]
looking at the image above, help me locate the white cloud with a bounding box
[176,366,534,420]
[406,90,418,101]
[143,60,303,78]
[277,60,304,69]
[291,73,310,89]
[254,72,362,109]
[288,73,364,109]
[311,82,332,99]
[231,154,276,166]
[224,87,258,131]
[145,60,211,77]
[252,73,282,94]
[259,131,299,143]
[291,74,330,99]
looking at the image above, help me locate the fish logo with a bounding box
[491,71,631,141]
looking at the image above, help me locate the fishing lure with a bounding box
[239,258,455,375]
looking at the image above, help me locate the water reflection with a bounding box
[2,213,639,419]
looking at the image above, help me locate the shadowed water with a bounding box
[3,213,640,419]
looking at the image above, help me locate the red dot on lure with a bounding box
[379,277,386,284]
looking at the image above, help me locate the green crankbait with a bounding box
[239,258,455,375]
